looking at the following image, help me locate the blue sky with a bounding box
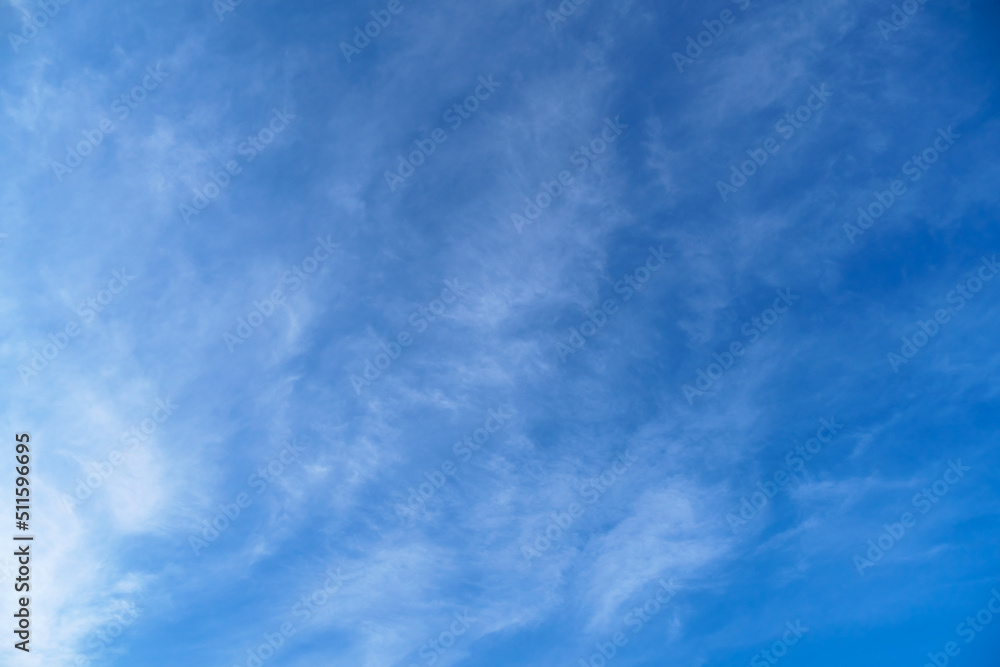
[1,0,999,665]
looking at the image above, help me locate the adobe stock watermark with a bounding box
[682,288,799,404]
[384,75,501,192]
[672,0,752,73]
[405,610,477,667]
[0,553,18,586]
[717,84,832,201]
[886,255,998,373]
[350,279,471,393]
[60,399,178,511]
[579,578,679,667]
[395,407,514,518]
[72,602,141,667]
[18,269,135,384]
[189,440,305,555]
[52,64,168,182]
[877,0,930,40]
[557,245,671,362]
[7,0,74,54]
[214,0,246,22]
[843,127,959,244]
[510,116,628,233]
[920,588,1000,667]
[522,450,638,564]
[224,236,340,353]
[230,567,348,667]
[340,0,414,62]
[180,108,297,223]
[726,417,844,533]
[545,0,589,30]
[853,459,969,575]
[749,621,810,667]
